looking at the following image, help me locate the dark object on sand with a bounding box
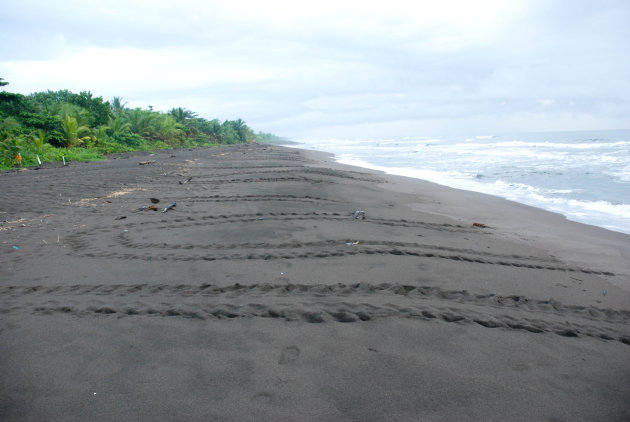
[149,198,160,204]
[179,177,193,184]
[473,222,488,228]
[138,160,155,165]
[115,216,127,220]
[137,205,159,212]
[351,210,366,220]
[162,201,176,213]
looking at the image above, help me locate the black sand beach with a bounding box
[1,144,629,421]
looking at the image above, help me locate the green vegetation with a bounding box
[0,79,282,170]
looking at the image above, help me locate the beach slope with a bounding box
[1,144,629,421]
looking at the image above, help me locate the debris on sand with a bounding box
[162,201,176,213]
[179,177,193,185]
[149,198,160,204]
[351,210,366,220]
[473,222,488,228]
[137,205,159,212]
[139,160,155,165]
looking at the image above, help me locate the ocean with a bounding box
[286,130,630,235]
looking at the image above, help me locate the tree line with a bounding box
[0,78,284,168]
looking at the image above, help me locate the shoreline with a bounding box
[281,141,630,236]
[1,143,629,421]
[298,146,630,287]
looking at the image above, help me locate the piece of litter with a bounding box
[149,198,160,204]
[179,177,193,185]
[137,205,158,212]
[473,222,488,228]
[36,155,42,165]
[257,217,264,221]
[162,201,176,213]
[351,210,366,220]
[138,160,155,165]
[12,245,19,250]
[115,216,127,220]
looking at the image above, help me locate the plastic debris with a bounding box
[162,201,176,213]
[36,155,42,165]
[137,205,158,212]
[179,177,193,185]
[115,216,127,220]
[351,210,366,220]
[138,160,155,165]
[257,217,264,221]
[62,156,67,166]
[149,198,160,204]
[473,222,488,228]
[12,245,19,250]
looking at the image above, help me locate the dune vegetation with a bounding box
[0,78,283,169]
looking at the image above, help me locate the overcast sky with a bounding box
[1,0,629,139]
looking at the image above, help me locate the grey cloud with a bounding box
[1,0,629,138]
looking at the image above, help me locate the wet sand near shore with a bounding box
[1,143,629,421]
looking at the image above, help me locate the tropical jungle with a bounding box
[0,78,283,170]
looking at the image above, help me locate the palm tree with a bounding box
[60,114,91,148]
[127,108,156,137]
[107,115,131,136]
[169,107,198,123]
[156,115,185,144]
[92,126,109,145]
[29,129,47,151]
[230,118,253,143]
[111,96,127,115]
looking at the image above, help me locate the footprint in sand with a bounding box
[278,345,300,365]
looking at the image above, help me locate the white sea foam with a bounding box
[290,130,630,234]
